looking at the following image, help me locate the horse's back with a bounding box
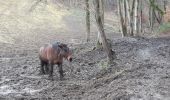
[39,42,62,63]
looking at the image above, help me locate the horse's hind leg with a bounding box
[40,60,46,75]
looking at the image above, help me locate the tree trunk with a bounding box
[123,0,127,33]
[97,0,104,46]
[164,0,167,13]
[134,0,139,35]
[153,1,163,24]
[130,0,135,36]
[139,0,143,33]
[149,0,155,32]
[94,0,115,63]
[85,0,90,42]
[118,0,127,37]
[125,0,131,34]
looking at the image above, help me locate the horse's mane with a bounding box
[51,41,69,52]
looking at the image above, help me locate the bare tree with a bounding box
[163,0,168,13]
[85,0,90,42]
[148,0,165,31]
[118,0,135,36]
[134,0,139,35]
[118,0,128,36]
[139,0,143,33]
[94,0,116,63]
[97,0,104,47]
[118,0,141,36]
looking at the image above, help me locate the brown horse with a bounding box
[39,42,72,80]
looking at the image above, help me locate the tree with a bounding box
[118,0,128,36]
[134,0,139,35]
[139,0,143,33]
[118,0,140,36]
[94,0,116,63]
[97,0,105,47]
[149,0,165,31]
[85,0,90,42]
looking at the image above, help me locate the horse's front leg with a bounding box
[44,62,49,74]
[58,63,64,80]
[48,62,54,81]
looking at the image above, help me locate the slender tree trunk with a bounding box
[130,0,135,36]
[134,0,139,35]
[123,0,127,33]
[85,0,90,42]
[118,0,127,37]
[164,0,167,13]
[100,0,104,24]
[97,0,104,46]
[117,0,121,33]
[139,0,143,33]
[149,0,155,32]
[125,0,131,34]
[117,0,119,15]
[149,6,154,31]
[153,1,163,24]
[94,0,115,63]
[153,10,162,24]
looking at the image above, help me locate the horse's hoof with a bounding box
[60,77,65,81]
[38,72,45,75]
[48,78,54,81]
[60,78,63,81]
[44,72,49,75]
[48,76,54,81]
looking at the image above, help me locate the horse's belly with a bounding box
[53,58,63,64]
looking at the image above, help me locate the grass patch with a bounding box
[98,59,108,70]
[158,22,170,33]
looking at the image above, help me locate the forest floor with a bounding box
[0,0,170,100]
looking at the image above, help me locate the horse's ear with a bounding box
[59,44,67,48]
[58,44,63,48]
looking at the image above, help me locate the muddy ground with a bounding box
[1,32,170,100]
[0,1,170,100]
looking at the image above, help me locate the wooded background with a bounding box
[28,0,170,63]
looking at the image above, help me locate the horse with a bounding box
[39,41,72,80]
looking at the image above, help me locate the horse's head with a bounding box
[59,44,73,62]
